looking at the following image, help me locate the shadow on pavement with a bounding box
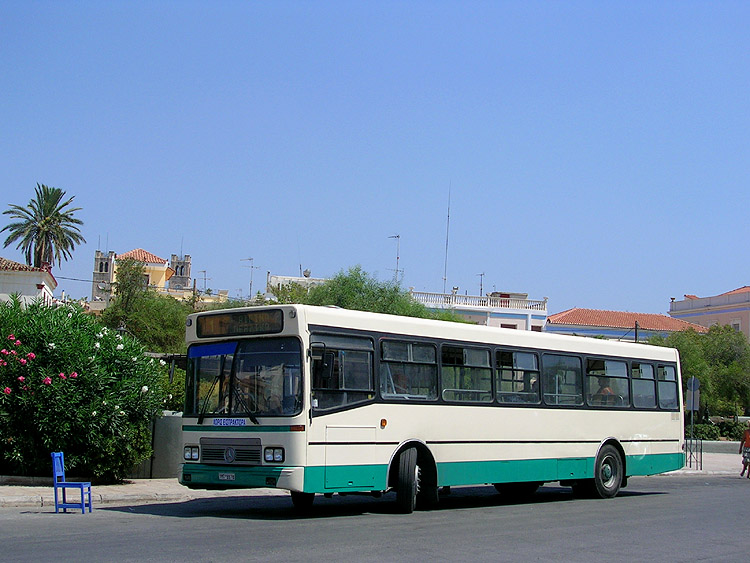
[101,483,664,521]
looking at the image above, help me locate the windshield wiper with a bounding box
[197,375,221,425]
[232,387,259,425]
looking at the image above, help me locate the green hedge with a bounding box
[0,298,167,482]
[684,423,720,441]
[717,421,746,442]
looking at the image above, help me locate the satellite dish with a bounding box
[303,269,311,278]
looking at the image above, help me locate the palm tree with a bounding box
[1,183,86,268]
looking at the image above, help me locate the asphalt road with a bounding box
[2,474,746,562]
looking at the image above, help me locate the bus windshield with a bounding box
[186,337,302,418]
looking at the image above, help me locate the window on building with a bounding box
[542,354,583,406]
[496,350,540,404]
[586,359,629,407]
[441,345,492,403]
[380,340,438,400]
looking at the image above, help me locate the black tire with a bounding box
[593,445,623,499]
[493,482,540,500]
[290,491,315,511]
[416,479,439,510]
[396,447,418,514]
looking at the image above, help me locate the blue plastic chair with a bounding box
[51,452,92,514]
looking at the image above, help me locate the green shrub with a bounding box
[718,421,746,442]
[685,423,720,441]
[0,298,167,482]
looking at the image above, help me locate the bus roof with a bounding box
[189,304,680,363]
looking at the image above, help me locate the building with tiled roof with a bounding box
[117,248,168,264]
[669,287,750,341]
[0,256,57,305]
[91,248,176,309]
[546,307,707,341]
[89,247,226,312]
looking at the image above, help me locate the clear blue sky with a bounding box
[2,2,749,314]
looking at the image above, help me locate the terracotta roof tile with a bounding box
[547,307,707,333]
[0,256,57,285]
[117,249,167,264]
[0,257,38,272]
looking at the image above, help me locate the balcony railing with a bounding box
[410,291,548,312]
[670,291,750,313]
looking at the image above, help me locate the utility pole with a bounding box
[388,235,402,283]
[241,258,260,299]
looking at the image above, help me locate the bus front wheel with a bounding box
[396,447,418,514]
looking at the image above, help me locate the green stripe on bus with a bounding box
[182,425,298,433]
[301,452,685,493]
[181,452,685,493]
[625,452,685,475]
[180,464,286,489]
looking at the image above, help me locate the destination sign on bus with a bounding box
[196,309,284,338]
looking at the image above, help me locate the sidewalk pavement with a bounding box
[1,453,745,509]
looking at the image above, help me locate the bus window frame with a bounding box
[379,338,439,402]
[440,343,494,404]
[310,332,376,415]
[495,348,541,405]
[585,357,630,408]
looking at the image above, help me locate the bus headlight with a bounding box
[184,446,199,461]
[264,447,284,463]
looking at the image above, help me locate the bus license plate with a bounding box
[218,473,235,481]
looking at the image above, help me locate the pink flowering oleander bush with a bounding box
[0,297,166,482]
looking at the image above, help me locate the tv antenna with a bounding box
[196,270,211,293]
[388,234,402,283]
[442,184,451,294]
[477,272,485,296]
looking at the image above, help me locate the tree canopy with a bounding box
[1,183,85,268]
[100,258,190,353]
[650,325,750,416]
[269,265,466,322]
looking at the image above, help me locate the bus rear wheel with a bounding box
[396,447,419,514]
[593,445,623,498]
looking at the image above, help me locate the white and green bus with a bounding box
[180,304,684,512]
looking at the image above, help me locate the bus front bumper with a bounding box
[180,463,305,491]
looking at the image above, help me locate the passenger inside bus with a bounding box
[592,377,616,405]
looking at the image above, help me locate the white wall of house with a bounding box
[0,270,56,305]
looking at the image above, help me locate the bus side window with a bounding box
[542,354,583,406]
[312,350,336,389]
[656,364,678,410]
[441,345,492,403]
[496,350,540,404]
[632,362,656,409]
[380,340,438,400]
[311,335,375,411]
